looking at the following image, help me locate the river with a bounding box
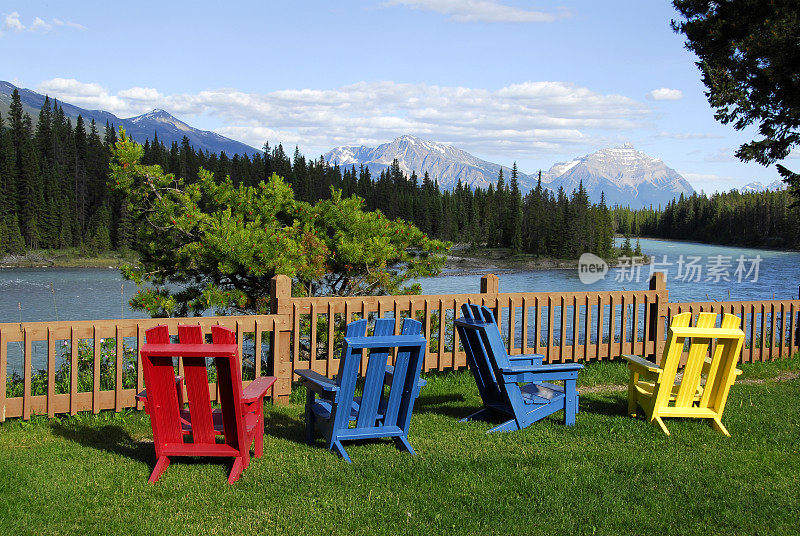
[0,238,797,325]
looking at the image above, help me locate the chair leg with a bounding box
[651,416,671,436]
[487,418,521,433]
[711,417,731,438]
[149,456,170,484]
[627,374,638,417]
[305,390,316,444]
[228,457,244,484]
[330,440,352,463]
[395,435,417,456]
[254,400,264,458]
[564,380,578,426]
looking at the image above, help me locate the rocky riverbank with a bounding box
[443,248,650,276]
[0,250,136,269]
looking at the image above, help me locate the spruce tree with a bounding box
[508,163,523,253]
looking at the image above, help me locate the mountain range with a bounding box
[325,135,538,192]
[0,81,258,156]
[326,137,695,208]
[740,180,786,193]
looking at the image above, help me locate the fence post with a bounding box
[648,272,668,363]
[270,275,293,404]
[480,274,499,320]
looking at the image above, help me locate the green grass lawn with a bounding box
[1,357,799,536]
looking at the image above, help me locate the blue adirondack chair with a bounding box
[455,304,583,432]
[295,317,427,462]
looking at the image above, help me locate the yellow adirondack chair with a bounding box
[623,311,745,437]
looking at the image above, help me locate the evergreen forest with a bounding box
[614,190,800,249]
[0,88,617,260]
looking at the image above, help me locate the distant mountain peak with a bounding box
[130,108,180,123]
[0,80,258,156]
[544,144,694,208]
[741,179,787,193]
[325,135,536,191]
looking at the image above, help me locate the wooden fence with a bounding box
[2,273,799,420]
[0,315,286,421]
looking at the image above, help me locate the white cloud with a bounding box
[30,17,52,32]
[118,87,162,101]
[52,18,86,30]
[647,88,683,101]
[36,78,650,158]
[4,12,25,32]
[38,78,129,114]
[384,0,568,23]
[1,12,84,35]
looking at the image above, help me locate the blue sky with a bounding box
[1,1,790,191]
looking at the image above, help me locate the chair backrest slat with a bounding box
[653,312,691,410]
[392,318,424,431]
[330,320,367,434]
[178,325,216,444]
[455,304,503,404]
[211,325,246,451]
[700,313,743,413]
[457,304,527,411]
[143,326,183,446]
[675,312,716,407]
[357,318,395,428]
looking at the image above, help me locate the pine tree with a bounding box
[0,113,17,220]
[508,163,523,253]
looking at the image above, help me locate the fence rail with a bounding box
[0,315,287,421]
[2,273,798,420]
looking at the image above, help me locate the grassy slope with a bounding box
[0,357,798,536]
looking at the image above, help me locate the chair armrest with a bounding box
[295,369,339,393]
[384,365,428,387]
[242,376,277,403]
[622,354,661,376]
[508,353,544,366]
[135,389,148,402]
[498,362,584,374]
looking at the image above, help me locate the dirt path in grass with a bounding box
[581,370,800,394]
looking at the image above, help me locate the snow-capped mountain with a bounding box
[543,144,695,208]
[0,81,258,156]
[740,179,787,193]
[325,135,537,191]
[327,137,693,208]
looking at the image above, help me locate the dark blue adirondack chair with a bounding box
[455,304,583,432]
[295,317,427,462]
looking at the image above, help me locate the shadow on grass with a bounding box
[49,422,154,465]
[413,392,469,419]
[263,408,420,460]
[580,392,629,417]
[263,411,306,445]
[48,422,240,477]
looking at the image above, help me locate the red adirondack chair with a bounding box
[136,324,276,483]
